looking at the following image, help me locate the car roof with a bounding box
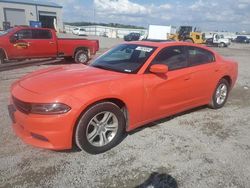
[124,41,218,57]
[126,40,214,51]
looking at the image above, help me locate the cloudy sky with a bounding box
[52,0,250,32]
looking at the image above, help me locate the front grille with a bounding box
[13,97,31,114]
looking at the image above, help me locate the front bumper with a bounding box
[9,84,82,150]
[9,102,77,150]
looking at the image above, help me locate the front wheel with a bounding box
[218,42,226,48]
[75,102,126,154]
[74,50,89,64]
[209,79,230,109]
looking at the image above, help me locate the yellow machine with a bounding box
[169,26,205,44]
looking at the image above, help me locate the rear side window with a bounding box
[32,30,52,39]
[151,46,188,71]
[187,47,215,66]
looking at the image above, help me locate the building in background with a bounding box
[0,0,63,31]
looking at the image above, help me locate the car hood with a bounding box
[18,64,127,94]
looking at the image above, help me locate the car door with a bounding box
[143,46,194,121]
[9,29,57,58]
[8,29,33,58]
[185,46,219,105]
[29,29,57,57]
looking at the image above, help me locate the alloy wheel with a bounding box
[215,83,228,105]
[86,111,119,147]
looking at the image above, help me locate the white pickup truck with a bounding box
[206,34,230,47]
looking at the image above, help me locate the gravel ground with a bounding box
[0,42,250,188]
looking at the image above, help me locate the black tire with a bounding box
[209,78,230,109]
[75,102,126,154]
[219,42,226,48]
[74,50,89,64]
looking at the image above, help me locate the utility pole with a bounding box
[93,5,96,35]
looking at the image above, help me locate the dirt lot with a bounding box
[0,42,250,188]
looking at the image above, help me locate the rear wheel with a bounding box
[209,78,229,109]
[74,50,89,64]
[75,102,126,154]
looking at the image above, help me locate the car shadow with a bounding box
[135,172,178,188]
[58,105,207,154]
[129,105,207,135]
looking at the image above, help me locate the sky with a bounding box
[51,0,250,32]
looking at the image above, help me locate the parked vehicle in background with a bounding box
[78,28,87,36]
[0,26,99,64]
[206,34,230,47]
[72,27,80,35]
[100,32,108,37]
[9,41,238,154]
[168,26,205,44]
[233,36,250,43]
[124,32,140,41]
[147,25,176,41]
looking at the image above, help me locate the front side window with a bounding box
[91,44,156,73]
[15,29,32,39]
[187,47,215,66]
[151,46,187,71]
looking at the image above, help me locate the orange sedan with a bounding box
[9,41,238,154]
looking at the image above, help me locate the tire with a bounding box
[219,42,226,48]
[209,78,230,109]
[74,50,89,64]
[75,102,126,154]
[184,39,194,43]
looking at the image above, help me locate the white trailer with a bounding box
[147,25,176,40]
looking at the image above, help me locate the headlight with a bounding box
[30,103,71,115]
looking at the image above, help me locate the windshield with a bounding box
[90,44,156,73]
[0,28,13,36]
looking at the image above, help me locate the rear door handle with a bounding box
[184,77,191,81]
[49,41,55,45]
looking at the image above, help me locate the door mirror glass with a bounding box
[150,64,169,74]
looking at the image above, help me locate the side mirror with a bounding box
[9,34,18,43]
[150,64,169,74]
